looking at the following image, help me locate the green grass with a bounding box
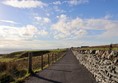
[0,58,15,62]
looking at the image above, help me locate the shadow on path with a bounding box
[47,69,72,72]
[32,73,61,83]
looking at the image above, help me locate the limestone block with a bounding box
[111,76,118,83]
[103,60,112,65]
[114,58,118,64]
[115,66,118,73]
[102,53,106,59]
[107,54,112,59]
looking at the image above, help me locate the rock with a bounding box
[111,81,116,83]
[102,53,106,58]
[114,58,118,64]
[103,60,112,65]
[111,77,118,83]
[115,66,118,73]
[111,51,118,57]
[95,50,100,55]
[107,54,112,59]
[107,51,117,59]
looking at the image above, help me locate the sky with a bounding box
[0,0,118,53]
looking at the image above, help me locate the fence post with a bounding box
[52,54,54,63]
[55,54,56,61]
[41,55,43,70]
[54,54,55,62]
[48,54,50,65]
[54,54,56,62]
[58,54,60,59]
[28,52,33,74]
[55,54,57,61]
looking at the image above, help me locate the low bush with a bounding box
[0,62,7,72]
[0,72,15,83]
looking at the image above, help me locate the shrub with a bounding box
[0,62,7,72]
[0,72,15,83]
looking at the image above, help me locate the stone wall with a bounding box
[72,49,118,83]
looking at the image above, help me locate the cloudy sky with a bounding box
[0,0,118,53]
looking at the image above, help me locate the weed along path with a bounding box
[25,49,96,83]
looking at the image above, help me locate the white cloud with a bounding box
[52,14,118,39]
[43,17,51,23]
[0,25,48,40]
[97,21,118,39]
[53,1,61,5]
[73,29,87,38]
[53,6,65,13]
[38,30,48,36]
[52,14,87,39]
[34,16,42,21]
[2,0,47,8]
[67,0,89,6]
[34,16,51,25]
[0,20,18,24]
[54,33,68,39]
[57,14,67,20]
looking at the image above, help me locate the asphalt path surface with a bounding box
[25,49,96,83]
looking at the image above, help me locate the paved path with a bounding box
[25,49,96,83]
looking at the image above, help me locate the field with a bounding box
[0,49,66,83]
[79,44,118,51]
